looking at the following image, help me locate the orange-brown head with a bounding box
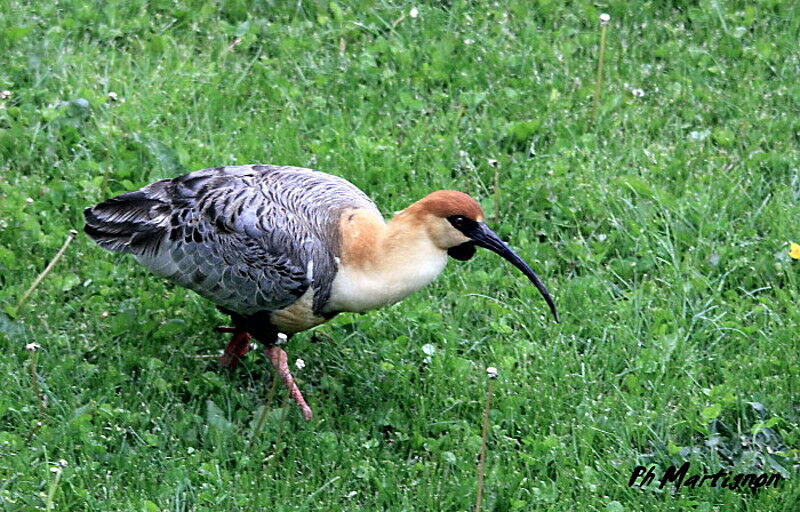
[399,189,560,322]
[411,190,485,222]
[401,190,485,251]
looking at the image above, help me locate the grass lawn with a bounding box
[1,0,798,510]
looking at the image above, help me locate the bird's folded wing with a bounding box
[84,165,374,315]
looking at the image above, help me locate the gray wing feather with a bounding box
[84,165,380,315]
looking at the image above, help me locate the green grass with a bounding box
[1,0,799,510]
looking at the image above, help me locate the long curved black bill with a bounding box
[468,223,560,323]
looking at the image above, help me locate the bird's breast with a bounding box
[326,250,448,313]
[325,206,450,313]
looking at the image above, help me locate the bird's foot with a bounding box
[265,345,313,421]
[217,326,252,368]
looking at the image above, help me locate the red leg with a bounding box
[265,345,313,421]
[217,326,252,368]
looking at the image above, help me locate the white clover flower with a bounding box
[107,92,119,102]
[631,88,645,97]
[25,342,41,352]
[295,358,306,370]
[486,367,498,379]
[58,459,68,468]
[409,7,419,19]
[600,13,611,25]
[0,90,11,99]
[464,39,475,45]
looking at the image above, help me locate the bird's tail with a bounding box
[83,181,172,256]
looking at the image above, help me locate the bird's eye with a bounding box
[448,215,467,229]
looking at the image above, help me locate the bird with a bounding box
[84,164,559,420]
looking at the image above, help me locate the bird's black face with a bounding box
[446,215,560,322]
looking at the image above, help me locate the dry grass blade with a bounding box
[14,230,78,317]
